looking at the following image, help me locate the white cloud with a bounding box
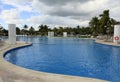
[1,0,33,12]
[105,0,120,21]
[31,0,109,17]
[0,0,120,28]
[0,9,20,23]
[26,15,83,27]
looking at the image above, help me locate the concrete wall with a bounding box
[63,32,67,37]
[8,24,16,44]
[114,25,120,43]
[48,32,54,37]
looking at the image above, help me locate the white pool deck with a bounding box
[0,40,112,82]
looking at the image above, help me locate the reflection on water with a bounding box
[4,37,120,82]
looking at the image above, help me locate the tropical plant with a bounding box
[23,24,28,35]
[29,26,35,35]
[16,27,21,35]
[89,16,99,37]
[99,10,111,34]
[0,24,3,36]
[38,24,49,36]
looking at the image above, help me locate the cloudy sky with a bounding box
[0,0,120,29]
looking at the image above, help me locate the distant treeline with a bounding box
[0,10,120,37]
[0,24,92,36]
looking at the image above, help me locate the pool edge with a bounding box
[95,40,120,47]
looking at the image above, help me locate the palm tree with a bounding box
[0,24,3,37]
[99,10,117,41]
[38,24,49,36]
[29,26,35,35]
[109,18,117,36]
[23,24,28,35]
[89,16,99,37]
[24,24,28,30]
[16,27,21,35]
[99,10,110,35]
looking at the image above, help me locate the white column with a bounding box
[9,24,16,44]
[51,32,54,37]
[48,32,54,37]
[114,25,120,43]
[63,32,67,37]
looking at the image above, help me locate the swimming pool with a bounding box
[4,37,120,82]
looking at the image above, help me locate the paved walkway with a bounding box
[0,42,28,82]
[0,77,26,82]
[0,77,3,82]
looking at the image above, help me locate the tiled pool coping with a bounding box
[0,41,107,82]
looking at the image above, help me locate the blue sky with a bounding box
[0,0,120,29]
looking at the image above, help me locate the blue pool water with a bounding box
[4,37,120,82]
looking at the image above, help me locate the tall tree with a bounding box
[0,24,3,36]
[58,27,63,35]
[99,10,111,34]
[2,29,8,36]
[29,26,35,35]
[108,18,117,36]
[38,24,49,36]
[24,24,29,35]
[24,24,28,30]
[53,27,58,36]
[76,25,81,34]
[16,27,21,35]
[89,16,99,36]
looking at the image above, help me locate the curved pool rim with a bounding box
[3,43,32,58]
[95,41,120,47]
[0,41,107,82]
